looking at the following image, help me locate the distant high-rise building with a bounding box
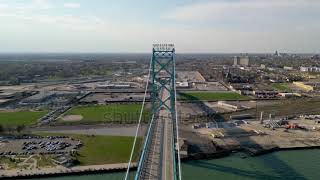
[311,54,320,60]
[234,56,250,66]
[240,56,250,66]
[233,56,240,66]
[274,50,281,57]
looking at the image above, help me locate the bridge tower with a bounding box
[133,44,181,180]
[150,44,176,117]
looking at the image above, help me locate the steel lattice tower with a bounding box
[134,44,181,180]
[151,44,176,114]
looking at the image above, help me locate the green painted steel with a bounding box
[151,45,181,180]
[135,44,181,180]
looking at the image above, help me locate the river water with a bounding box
[31,149,320,180]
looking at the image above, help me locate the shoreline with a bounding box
[2,146,320,179]
[0,163,136,179]
[183,144,320,162]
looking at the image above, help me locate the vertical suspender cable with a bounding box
[173,53,182,180]
[125,58,152,180]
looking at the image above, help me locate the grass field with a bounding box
[75,135,141,165]
[38,133,141,165]
[225,98,320,120]
[0,110,47,127]
[179,92,250,101]
[271,83,292,92]
[60,104,150,124]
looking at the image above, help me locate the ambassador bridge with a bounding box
[125,44,182,180]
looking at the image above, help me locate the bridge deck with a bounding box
[140,89,174,180]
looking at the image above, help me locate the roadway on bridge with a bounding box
[140,88,174,180]
[161,89,174,180]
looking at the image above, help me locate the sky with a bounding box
[0,0,319,53]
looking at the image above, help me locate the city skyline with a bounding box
[0,0,319,53]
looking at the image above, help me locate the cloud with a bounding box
[0,11,108,31]
[162,0,320,24]
[0,0,318,53]
[15,0,54,11]
[63,2,80,9]
[0,3,8,9]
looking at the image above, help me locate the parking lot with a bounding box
[0,135,81,156]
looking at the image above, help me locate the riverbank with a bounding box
[2,144,320,179]
[181,149,320,180]
[3,121,320,179]
[184,142,320,162]
[0,163,136,179]
[12,149,320,180]
[180,118,320,160]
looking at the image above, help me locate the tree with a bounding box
[8,77,20,85]
[0,125,3,133]
[16,125,25,133]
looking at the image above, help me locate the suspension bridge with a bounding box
[125,44,182,180]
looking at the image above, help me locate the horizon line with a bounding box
[0,51,318,55]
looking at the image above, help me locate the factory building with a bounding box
[79,93,150,104]
[217,101,242,111]
[253,91,279,99]
[95,82,137,89]
[279,93,301,98]
[176,82,190,88]
[96,84,131,89]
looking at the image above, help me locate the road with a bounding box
[161,89,174,180]
[31,124,147,137]
[140,87,174,180]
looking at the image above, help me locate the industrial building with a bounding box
[253,90,279,99]
[279,93,301,98]
[217,101,242,111]
[79,92,150,104]
[230,83,253,91]
[96,84,131,89]
[230,83,254,96]
[300,66,320,72]
[94,82,140,89]
[176,82,190,88]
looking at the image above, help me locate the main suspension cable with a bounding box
[125,58,152,180]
